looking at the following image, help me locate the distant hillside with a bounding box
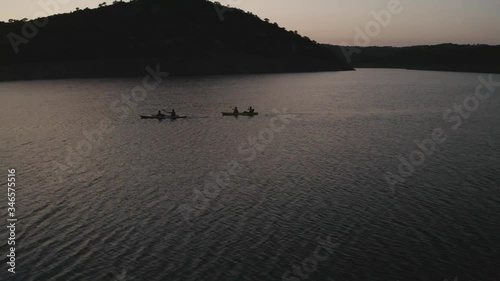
[327,44,500,74]
[0,0,351,81]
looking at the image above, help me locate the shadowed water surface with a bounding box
[0,69,499,281]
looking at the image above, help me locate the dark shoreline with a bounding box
[353,66,500,75]
[327,44,500,75]
[0,58,354,83]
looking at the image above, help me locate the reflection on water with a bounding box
[0,69,499,281]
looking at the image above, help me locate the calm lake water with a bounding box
[1,69,499,281]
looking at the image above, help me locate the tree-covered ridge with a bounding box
[329,44,500,74]
[0,0,350,81]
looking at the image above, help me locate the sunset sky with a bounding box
[1,0,499,46]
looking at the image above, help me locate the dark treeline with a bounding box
[328,44,500,74]
[0,0,351,81]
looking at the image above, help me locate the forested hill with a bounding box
[328,44,500,74]
[0,0,352,81]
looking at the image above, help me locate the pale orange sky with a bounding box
[1,0,499,46]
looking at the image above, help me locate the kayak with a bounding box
[140,115,186,120]
[222,112,258,116]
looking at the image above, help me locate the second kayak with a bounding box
[221,112,258,116]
